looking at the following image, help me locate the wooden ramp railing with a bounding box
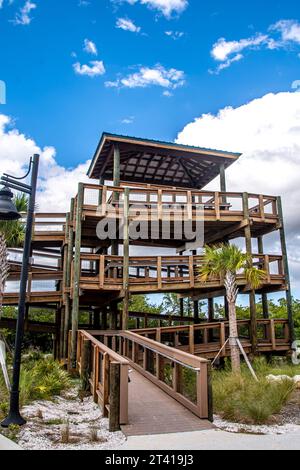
[92,330,212,421]
[74,330,129,430]
[131,319,291,358]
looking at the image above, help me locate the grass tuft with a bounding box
[213,358,299,424]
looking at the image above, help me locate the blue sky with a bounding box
[1,0,300,167]
[0,0,300,298]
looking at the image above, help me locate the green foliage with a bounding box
[198,244,266,289]
[0,194,28,248]
[1,306,55,352]
[19,357,71,404]
[0,424,20,443]
[213,359,299,424]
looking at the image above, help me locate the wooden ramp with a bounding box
[122,371,213,437]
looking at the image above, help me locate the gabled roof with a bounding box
[87,133,242,189]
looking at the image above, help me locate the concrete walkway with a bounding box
[120,428,300,451]
[0,434,21,450]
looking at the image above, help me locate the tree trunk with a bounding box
[225,271,241,373]
[228,301,241,373]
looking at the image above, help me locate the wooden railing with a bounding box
[75,330,129,429]
[8,248,62,272]
[80,183,279,222]
[132,319,291,358]
[92,330,212,421]
[79,253,285,292]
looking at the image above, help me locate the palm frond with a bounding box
[245,267,266,289]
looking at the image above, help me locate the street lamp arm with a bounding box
[0,178,32,195]
[3,156,33,181]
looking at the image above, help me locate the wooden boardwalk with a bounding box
[122,371,213,437]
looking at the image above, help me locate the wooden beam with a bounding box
[258,236,269,319]
[205,219,249,245]
[122,188,130,330]
[220,163,226,193]
[277,196,294,342]
[71,184,84,368]
[243,192,257,355]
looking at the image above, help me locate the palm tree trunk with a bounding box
[225,271,241,373]
[228,301,241,373]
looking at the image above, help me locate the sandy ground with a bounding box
[17,389,125,451]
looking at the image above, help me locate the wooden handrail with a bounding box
[79,253,285,292]
[81,183,279,220]
[132,319,290,356]
[91,330,212,420]
[75,330,129,427]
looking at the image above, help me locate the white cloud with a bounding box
[121,116,135,124]
[0,114,90,213]
[83,39,98,55]
[211,19,300,72]
[105,64,185,90]
[163,90,173,97]
[211,34,269,62]
[14,1,36,26]
[114,0,188,19]
[116,17,141,33]
[73,60,105,77]
[177,91,300,290]
[165,30,184,40]
[210,53,244,74]
[271,19,300,44]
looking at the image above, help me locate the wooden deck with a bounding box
[79,184,280,248]
[122,370,213,437]
[79,253,286,295]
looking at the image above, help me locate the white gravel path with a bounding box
[17,389,126,451]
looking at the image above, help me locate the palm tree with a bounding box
[0,194,28,316]
[198,244,266,373]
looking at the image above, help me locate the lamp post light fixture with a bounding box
[0,154,39,427]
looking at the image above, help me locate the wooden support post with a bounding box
[81,339,91,391]
[111,144,121,255]
[258,236,269,319]
[207,363,214,423]
[93,308,101,329]
[189,325,195,355]
[194,300,199,323]
[109,362,121,432]
[220,163,227,205]
[277,197,295,342]
[122,188,130,331]
[54,307,62,360]
[243,192,257,355]
[63,200,74,358]
[71,184,84,369]
[113,144,120,191]
[111,302,118,330]
[207,298,214,342]
[208,298,214,322]
[220,163,227,193]
[59,307,65,360]
[98,176,104,206]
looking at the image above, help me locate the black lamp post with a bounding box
[0,154,39,427]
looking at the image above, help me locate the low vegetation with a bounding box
[0,353,71,422]
[213,358,300,425]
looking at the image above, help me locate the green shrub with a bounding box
[213,365,296,425]
[19,358,71,404]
